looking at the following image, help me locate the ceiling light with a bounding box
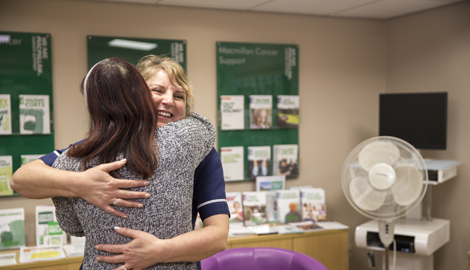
[108,39,157,51]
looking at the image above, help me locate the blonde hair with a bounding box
[137,55,194,115]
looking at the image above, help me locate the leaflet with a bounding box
[0,94,12,135]
[0,156,13,196]
[220,95,245,130]
[19,94,51,134]
[19,246,65,263]
[0,208,25,250]
[249,95,272,129]
[220,146,244,181]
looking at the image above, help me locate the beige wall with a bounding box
[0,0,468,269]
[387,3,470,270]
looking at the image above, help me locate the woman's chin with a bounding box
[157,120,172,127]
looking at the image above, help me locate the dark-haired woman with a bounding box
[12,56,229,270]
[51,58,219,270]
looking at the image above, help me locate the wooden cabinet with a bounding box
[0,229,348,270]
[227,228,349,270]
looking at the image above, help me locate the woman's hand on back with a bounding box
[95,227,163,270]
[74,159,151,218]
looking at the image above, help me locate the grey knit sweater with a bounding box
[52,113,216,269]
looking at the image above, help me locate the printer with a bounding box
[355,218,450,256]
[424,159,461,184]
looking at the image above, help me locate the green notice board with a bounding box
[87,35,186,71]
[217,41,299,182]
[0,31,54,196]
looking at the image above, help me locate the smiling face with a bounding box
[146,69,186,127]
[255,109,267,126]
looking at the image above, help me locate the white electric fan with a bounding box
[342,136,428,270]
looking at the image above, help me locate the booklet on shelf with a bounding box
[315,221,348,230]
[0,156,13,196]
[247,146,271,179]
[228,223,256,238]
[62,243,85,257]
[36,206,66,246]
[272,224,305,234]
[247,224,278,235]
[249,95,272,129]
[0,208,25,250]
[256,175,286,192]
[220,146,244,181]
[242,191,268,226]
[0,252,16,266]
[19,246,66,263]
[220,95,245,130]
[300,188,327,222]
[276,189,302,223]
[226,192,244,224]
[256,176,286,223]
[277,95,299,129]
[19,94,51,134]
[70,235,86,245]
[289,221,324,232]
[0,94,12,135]
[273,144,298,177]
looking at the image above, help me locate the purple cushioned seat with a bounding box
[201,247,328,270]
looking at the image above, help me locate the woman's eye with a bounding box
[152,89,163,93]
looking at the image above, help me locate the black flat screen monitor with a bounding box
[379,92,447,150]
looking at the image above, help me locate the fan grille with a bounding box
[342,136,428,220]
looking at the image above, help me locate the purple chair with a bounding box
[201,247,328,270]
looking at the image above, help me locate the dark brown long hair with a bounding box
[68,58,158,179]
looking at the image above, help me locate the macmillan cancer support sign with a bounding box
[216,41,299,181]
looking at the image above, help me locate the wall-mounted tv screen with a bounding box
[379,92,447,150]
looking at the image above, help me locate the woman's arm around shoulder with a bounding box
[11,159,150,218]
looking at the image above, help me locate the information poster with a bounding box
[19,95,50,134]
[87,35,187,70]
[0,95,12,135]
[0,208,25,250]
[217,42,299,181]
[220,95,244,130]
[0,31,54,195]
[0,156,13,196]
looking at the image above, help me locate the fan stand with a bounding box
[343,137,435,270]
[384,248,390,270]
[379,186,434,270]
[378,220,395,270]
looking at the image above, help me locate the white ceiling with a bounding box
[91,0,466,19]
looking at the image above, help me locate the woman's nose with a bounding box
[162,94,174,106]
